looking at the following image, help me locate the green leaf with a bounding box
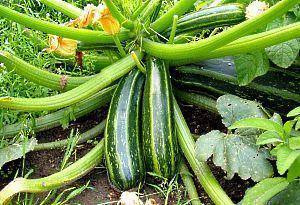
[229,118,284,136]
[288,106,300,117]
[195,130,273,181]
[265,39,299,68]
[295,120,300,131]
[270,113,283,126]
[216,94,267,128]
[257,131,282,145]
[0,138,37,169]
[265,17,300,68]
[234,52,269,85]
[284,120,296,136]
[287,156,300,181]
[271,145,300,174]
[268,181,300,205]
[241,177,289,205]
[289,137,300,150]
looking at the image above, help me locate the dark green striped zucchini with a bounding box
[171,58,300,115]
[143,57,177,179]
[169,4,245,35]
[105,69,145,190]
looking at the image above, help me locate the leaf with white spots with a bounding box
[0,138,37,169]
[195,130,273,181]
[217,94,267,128]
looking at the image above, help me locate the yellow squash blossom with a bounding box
[77,4,97,28]
[47,35,77,58]
[93,4,120,35]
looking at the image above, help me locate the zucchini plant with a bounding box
[0,0,299,204]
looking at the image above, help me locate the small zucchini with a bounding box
[105,69,145,190]
[143,57,177,179]
[171,4,245,34]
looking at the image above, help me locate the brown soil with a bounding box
[1,103,254,205]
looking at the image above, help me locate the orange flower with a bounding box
[93,5,120,35]
[47,35,77,57]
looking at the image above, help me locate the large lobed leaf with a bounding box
[195,130,273,181]
[268,180,300,205]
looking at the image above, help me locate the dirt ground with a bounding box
[1,102,254,204]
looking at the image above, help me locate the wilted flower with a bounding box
[46,35,77,57]
[77,4,97,28]
[246,0,269,19]
[118,192,143,205]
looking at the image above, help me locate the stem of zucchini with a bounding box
[143,0,298,60]
[168,15,178,44]
[113,35,126,57]
[132,0,151,20]
[34,119,106,151]
[173,89,217,114]
[0,5,132,44]
[173,99,234,205]
[0,140,105,204]
[171,22,300,65]
[179,159,203,205]
[131,51,146,73]
[104,0,134,30]
[0,86,115,138]
[0,51,92,91]
[0,52,142,111]
[151,0,198,33]
[39,0,82,19]
[139,0,161,23]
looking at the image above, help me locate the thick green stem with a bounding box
[103,0,134,30]
[173,89,217,114]
[0,5,133,44]
[139,0,161,23]
[132,0,151,20]
[179,160,203,205]
[34,119,106,151]
[151,0,197,33]
[0,86,115,138]
[0,52,142,111]
[171,22,300,65]
[174,99,234,205]
[143,0,299,60]
[39,0,82,19]
[0,51,92,91]
[0,140,104,204]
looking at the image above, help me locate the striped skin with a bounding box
[105,69,145,190]
[143,57,177,179]
[172,4,245,34]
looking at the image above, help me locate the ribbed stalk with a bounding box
[0,86,115,138]
[0,5,133,44]
[0,52,142,111]
[132,0,151,20]
[0,51,92,91]
[0,140,104,205]
[150,0,198,33]
[34,119,106,151]
[174,99,234,205]
[179,160,203,205]
[173,89,217,114]
[39,0,82,19]
[143,0,298,60]
[171,22,300,65]
[103,0,134,30]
